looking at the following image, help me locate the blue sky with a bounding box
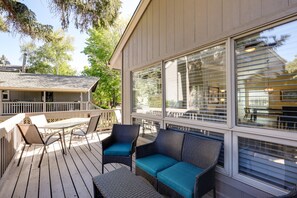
[0,0,140,73]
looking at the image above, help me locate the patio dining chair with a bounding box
[102,124,140,173]
[68,115,101,150]
[29,114,51,135]
[16,124,64,168]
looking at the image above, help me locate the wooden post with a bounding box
[43,91,46,112]
[0,90,3,116]
[80,92,83,110]
[87,90,91,110]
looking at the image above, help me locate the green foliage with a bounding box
[286,55,297,78]
[21,30,76,75]
[0,54,10,65]
[0,0,121,41]
[83,19,126,108]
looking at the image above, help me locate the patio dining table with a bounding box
[39,117,90,154]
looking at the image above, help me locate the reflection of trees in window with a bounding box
[133,66,162,112]
[286,55,297,78]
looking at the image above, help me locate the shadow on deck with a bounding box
[0,132,152,198]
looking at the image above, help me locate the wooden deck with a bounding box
[0,133,151,198]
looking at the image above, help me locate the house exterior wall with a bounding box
[120,0,297,197]
[10,91,41,102]
[53,92,83,102]
[8,91,85,102]
[122,0,297,124]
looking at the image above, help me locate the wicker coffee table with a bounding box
[93,167,163,198]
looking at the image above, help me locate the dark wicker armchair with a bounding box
[102,124,140,173]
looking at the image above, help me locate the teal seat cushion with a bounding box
[136,154,178,177]
[103,143,131,156]
[157,162,204,198]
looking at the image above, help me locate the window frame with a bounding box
[231,18,297,194]
[131,63,163,116]
[232,131,297,195]
[2,90,9,101]
[164,42,229,125]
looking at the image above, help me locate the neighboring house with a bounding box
[0,65,23,73]
[110,0,297,197]
[0,72,99,115]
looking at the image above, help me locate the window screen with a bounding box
[165,45,227,123]
[238,137,297,190]
[236,20,297,131]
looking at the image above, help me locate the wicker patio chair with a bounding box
[16,124,64,168]
[102,124,140,173]
[68,115,101,150]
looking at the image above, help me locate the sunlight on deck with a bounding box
[0,132,150,198]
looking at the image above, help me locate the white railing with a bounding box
[2,102,91,115]
[3,102,43,114]
[46,102,88,112]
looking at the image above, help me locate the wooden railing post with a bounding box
[43,91,46,112]
[80,92,83,110]
[0,90,3,116]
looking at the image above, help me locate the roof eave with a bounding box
[0,87,90,93]
[109,0,151,69]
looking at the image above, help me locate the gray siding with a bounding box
[123,0,297,70]
[8,91,84,102]
[10,91,41,102]
[54,92,82,102]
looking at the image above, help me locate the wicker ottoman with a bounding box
[93,167,162,198]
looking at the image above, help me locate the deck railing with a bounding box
[2,102,94,115]
[0,109,119,181]
[0,114,24,179]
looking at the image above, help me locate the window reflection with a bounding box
[165,45,227,123]
[236,20,297,131]
[132,65,162,116]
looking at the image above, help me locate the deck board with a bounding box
[0,133,153,198]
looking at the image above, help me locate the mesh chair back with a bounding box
[114,109,122,124]
[29,115,48,133]
[155,129,184,161]
[86,115,101,134]
[17,124,44,145]
[112,124,140,143]
[182,134,221,169]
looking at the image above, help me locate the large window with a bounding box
[165,45,227,123]
[132,65,162,116]
[238,137,297,190]
[236,20,297,131]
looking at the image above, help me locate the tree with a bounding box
[286,55,297,78]
[0,0,121,40]
[83,19,126,108]
[0,54,10,65]
[21,30,76,75]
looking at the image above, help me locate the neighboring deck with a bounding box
[0,132,152,198]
